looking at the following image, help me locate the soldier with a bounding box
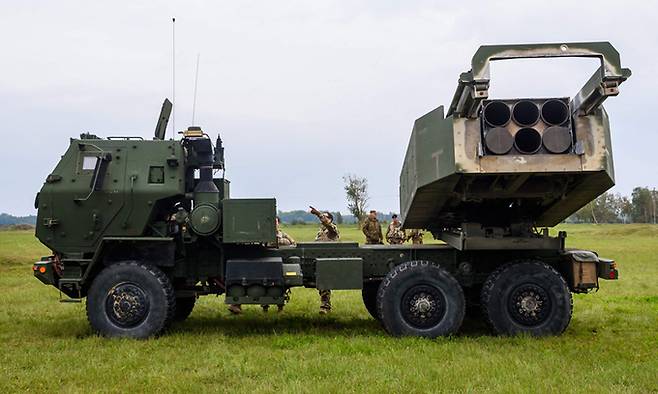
[310,206,339,314]
[275,216,295,246]
[229,216,295,315]
[362,210,383,244]
[227,303,243,315]
[386,214,406,245]
[408,229,424,245]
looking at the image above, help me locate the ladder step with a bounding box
[59,298,82,303]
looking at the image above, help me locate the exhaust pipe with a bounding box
[484,127,514,155]
[541,99,570,126]
[514,128,542,154]
[512,100,540,126]
[483,101,511,127]
[543,126,572,153]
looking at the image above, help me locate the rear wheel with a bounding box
[481,261,572,336]
[362,281,381,321]
[376,261,465,338]
[86,262,175,339]
[173,297,196,322]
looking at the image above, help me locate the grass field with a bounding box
[1,224,656,392]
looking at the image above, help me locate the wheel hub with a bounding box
[414,297,432,314]
[508,284,551,326]
[401,285,447,329]
[520,294,539,312]
[105,282,149,328]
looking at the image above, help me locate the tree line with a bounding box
[2,183,655,227]
[568,187,658,224]
[277,210,400,225]
[0,213,36,226]
[343,175,658,225]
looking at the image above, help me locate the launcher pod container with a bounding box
[33,42,627,339]
[401,42,631,243]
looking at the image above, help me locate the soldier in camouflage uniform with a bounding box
[229,217,295,315]
[275,216,295,246]
[408,229,424,245]
[310,206,339,314]
[386,214,406,245]
[362,210,383,244]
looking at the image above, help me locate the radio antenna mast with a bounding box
[192,53,200,125]
[171,17,176,139]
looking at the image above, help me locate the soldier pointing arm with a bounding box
[310,206,340,242]
[310,206,339,314]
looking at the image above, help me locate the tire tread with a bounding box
[86,261,176,338]
[480,260,573,336]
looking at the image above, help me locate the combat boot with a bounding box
[228,304,242,315]
[319,289,331,314]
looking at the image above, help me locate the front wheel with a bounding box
[376,261,465,338]
[86,262,175,339]
[481,261,572,336]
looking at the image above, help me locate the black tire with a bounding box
[481,261,572,336]
[173,297,196,322]
[362,281,382,321]
[376,261,465,338]
[86,262,175,339]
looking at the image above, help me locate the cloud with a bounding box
[0,0,653,215]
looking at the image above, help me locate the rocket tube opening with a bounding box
[514,128,542,154]
[541,99,570,125]
[483,101,511,127]
[512,100,540,126]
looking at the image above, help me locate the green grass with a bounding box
[1,224,657,393]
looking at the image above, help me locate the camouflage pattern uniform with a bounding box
[277,229,295,246]
[314,212,339,313]
[362,217,383,244]
[386,221,406,244]
[408,229,424,245]
[315,218,340,242]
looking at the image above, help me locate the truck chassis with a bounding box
[34,235,617,339]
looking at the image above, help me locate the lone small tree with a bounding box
[343,174,369,223]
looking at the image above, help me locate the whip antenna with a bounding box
[171,17,176,139]
[192,53,200,125]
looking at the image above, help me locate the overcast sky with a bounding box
[1,0,655,216]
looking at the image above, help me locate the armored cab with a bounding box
[400,42,630,246]
[34,101,276,300]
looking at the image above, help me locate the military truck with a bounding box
[33,42,629,339]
